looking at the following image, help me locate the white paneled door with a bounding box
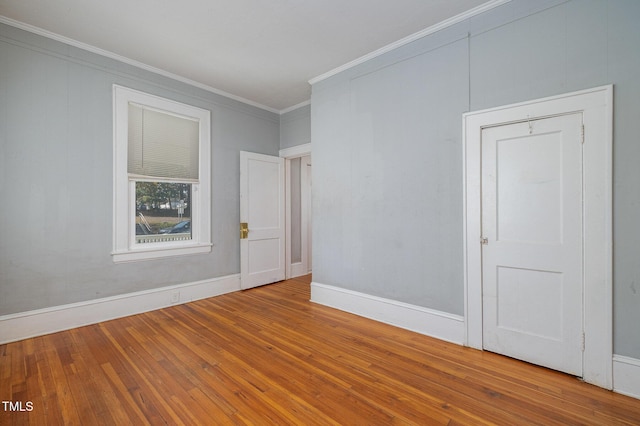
[481,113,583,376]
[240,151,285,290]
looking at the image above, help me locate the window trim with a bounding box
[112,85,211,262]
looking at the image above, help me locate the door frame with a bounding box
[280,143,312,279]
[300,154,312,275]
[462,86,613,389]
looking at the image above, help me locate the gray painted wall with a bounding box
[280,104,311,150]
[280,105,311,264]
[290,157,302,264]
[0,23,280,315]
[311,0,640,359]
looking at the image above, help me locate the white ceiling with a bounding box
[0,0,497,112]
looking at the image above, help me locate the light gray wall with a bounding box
[280,104,311,264]
[0,23,280,316]
[311,0,640,359]
[280,104,311,150]
[290,158,302,264]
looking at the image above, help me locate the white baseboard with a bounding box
[6,275,636,400]
[613,355,640,400]
[290,262,309,278]
[0,274,241,344]
[310,282,465,345]
[311,282,640,400]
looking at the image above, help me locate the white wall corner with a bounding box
[613,355,640,400]
[310,282,465,345]
[0,274,241,344]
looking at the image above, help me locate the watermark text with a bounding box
[2,401,33,412]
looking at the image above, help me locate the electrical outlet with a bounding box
[170,291,180,304]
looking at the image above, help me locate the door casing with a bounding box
[281,143,312,279]
[462,85,613,389]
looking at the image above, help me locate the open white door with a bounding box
[240,151,285,289]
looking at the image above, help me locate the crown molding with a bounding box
[2,1,513,114]
[279,99,311,115]
[309,0,512,85]
[0,16,281,114]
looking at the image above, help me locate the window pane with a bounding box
[135,182,192,244]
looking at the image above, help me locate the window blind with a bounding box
[128,103,199,180]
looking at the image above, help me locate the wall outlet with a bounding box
[170,291,180,304]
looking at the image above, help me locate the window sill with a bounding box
[112,243,212,263]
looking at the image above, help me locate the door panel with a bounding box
[481,113,583,376]
[496,266,563,340]
[240,151,285,289]
[495,133,563,244]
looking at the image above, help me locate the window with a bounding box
[113,86,211,262]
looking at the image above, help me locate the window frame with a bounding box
[112,85,211,262]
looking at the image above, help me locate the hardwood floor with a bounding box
[1,275,639,425]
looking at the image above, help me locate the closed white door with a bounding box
[240,151,285,290]
[481,113,583,376]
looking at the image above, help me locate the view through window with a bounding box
[135,182,192,243]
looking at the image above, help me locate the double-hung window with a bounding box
[113,86,211,262]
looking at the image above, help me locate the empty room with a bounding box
[1,0,640,424]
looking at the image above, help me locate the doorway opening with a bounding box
[281,144,312,279]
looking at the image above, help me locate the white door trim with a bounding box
[279,143,311,159]
[463,85,613,389]
[301,155,312,275]
[281,144,312,279]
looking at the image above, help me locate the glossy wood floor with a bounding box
[2,275,639,425]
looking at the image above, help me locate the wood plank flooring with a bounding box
[1,275,639,425]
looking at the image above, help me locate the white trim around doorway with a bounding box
[462,85,613,389]
[279,143,311,159]
[281,143,312,279]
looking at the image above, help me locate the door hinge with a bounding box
[481,237,488,245]
[581,332,585,352]
[581,124,585,144]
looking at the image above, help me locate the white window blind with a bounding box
[128,103,199,180]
